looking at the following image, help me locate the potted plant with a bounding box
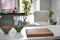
[1,25,11,34]
[48,10,57,25]
[22,0,33,26]
[14,25,23,32]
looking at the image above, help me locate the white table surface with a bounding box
[21,25,60,40]
[0,28,23,40]
[0,25,60,40]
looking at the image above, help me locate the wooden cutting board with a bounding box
[26,28,54,37]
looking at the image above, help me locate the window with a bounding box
[35,0,40,11]
[0,0,40,12]
[20,0,40,24]
[1,0,19,12]
[1,0,17,9]
[20,0,23,13]
[20,0,40,13]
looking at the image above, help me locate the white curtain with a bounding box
[1,0,17,9]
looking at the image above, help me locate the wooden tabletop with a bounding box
[26,28,54,37]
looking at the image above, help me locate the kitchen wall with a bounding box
[40,0,60,25]
[40,0,51,10]
[52,0,60,24]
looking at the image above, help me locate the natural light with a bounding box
[20,0,40,24]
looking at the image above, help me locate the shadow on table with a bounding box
[24,36,60,40]
[0,34,13,40]
[53,36,60,40]
[24,39,60,40]
[14,32,23,39]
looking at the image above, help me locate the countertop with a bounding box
[0,25,60,40]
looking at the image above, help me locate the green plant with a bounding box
[48,10,54,18]
[48,10,57,25]
[22,0,33,16]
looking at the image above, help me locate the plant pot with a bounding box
[23,21,29,26]
[49,19,57,25]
